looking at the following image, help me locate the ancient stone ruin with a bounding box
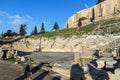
[64,0,120,28]
[0,47,17,59]
[69,47,120,80]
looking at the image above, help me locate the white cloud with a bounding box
[0,11,33,27]
[0,11,9,16]
[26,15,33,20]
[9,19,25,26]
[9,14,22,19]
[0,10,36,33]
[8,14,33,26]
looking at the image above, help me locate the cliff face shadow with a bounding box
[70,64,85,80]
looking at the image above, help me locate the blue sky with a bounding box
[0,0,97,34]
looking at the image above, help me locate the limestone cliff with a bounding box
[64,0,120,28]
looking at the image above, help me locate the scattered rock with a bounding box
[20,56,26,62]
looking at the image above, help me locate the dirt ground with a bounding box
[0,60,23,80]
[0,60,69,80]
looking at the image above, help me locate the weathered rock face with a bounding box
[64,0,120,28]
[1,35,120,54]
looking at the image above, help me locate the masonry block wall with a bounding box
[64,0,120,28]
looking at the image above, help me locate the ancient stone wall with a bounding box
[64,0,120,28]
[1,35,120,54]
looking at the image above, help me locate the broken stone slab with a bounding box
[41,66,52,71]
[20,56,26,62]
[96,60,105,69]
[107,72,115,80]
[105,60,117,65]
[52,66,70,78]
[14,62,18,64]
[107,71,120,80]
[115,68,120,74]
[96,57,117,69]
[52,63,87,79]
[112,47,120,58]
[84,74,93,80]
[100,57,113,61]
[81,65,89,74]
[105,60,117,68]
[49,62,61,67]
[105,65,114,69]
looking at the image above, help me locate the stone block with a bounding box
[96,60,105,69]
[82,65,89,74]
[52,67,70,78]
[20,56,26,62]
[115,68,120,74]
[105,60,117,68]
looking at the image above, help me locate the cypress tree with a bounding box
[34,26,38,35]
[52,22,59,31]
[19,24,27,36]
[40,22,45,34]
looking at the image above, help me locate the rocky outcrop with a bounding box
[64,0,120,28]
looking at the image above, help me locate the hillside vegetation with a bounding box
[1,18,120,41]
[30,18,120,38]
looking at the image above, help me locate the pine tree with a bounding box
[52,22,59,31]
[33,26,38,35]
[40,22,45,34]
[19,24,27,36]
[96,0,105,4]
[6,30,12,36]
